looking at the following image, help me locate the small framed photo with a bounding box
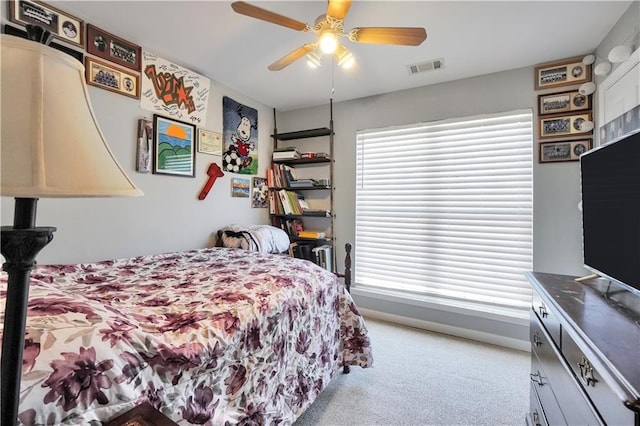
[86,24,141,71]
[9,0,84,47]
[251,177,268,208]
[153,114,196,178]
[85,57,140,99]
[535,57,591,90]
[197,128,223,155]
[136,118,152,173]
[539,112,593,139]
[538,90,591,116]
[539,139,591,163]
[231,177,250,198]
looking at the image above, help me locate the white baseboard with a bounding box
[360,307,531,352]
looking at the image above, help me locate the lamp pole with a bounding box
[1,198,55,426]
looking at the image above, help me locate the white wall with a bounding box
[0,54,274,264]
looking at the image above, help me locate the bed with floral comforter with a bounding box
[0,247,373,425]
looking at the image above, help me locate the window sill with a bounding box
[351,284,530,326]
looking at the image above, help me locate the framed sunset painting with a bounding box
[152,115,196,177]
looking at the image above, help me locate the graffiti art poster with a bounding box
[222,96,258,175]
[141,51,210,126]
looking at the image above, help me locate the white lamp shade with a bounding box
[608,45,632,63]
[1,34,142,198]
[594,61,612,76]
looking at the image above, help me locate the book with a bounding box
[303,209,331,217]
[288,179,317,187]
[300,152,330,159]
[295,193,309,211]
[277,189,293,215]
[273,146,298,152]
[297,230,326,239]
[311,245,332,271]
[273,149,300,160]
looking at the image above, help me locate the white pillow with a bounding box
[218,224,290,253]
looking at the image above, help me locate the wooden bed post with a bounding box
[344,243,352,292]
[343,242,352,374]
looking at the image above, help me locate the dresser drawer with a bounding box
[531,315,603,425]
[530,350,566,425]
[528,382,548,426]
[532,289,561,344]
[562,328,637,426]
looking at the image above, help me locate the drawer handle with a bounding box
[530,371,543,387]
[532,409,542,426]
[538,303,548,318]
[577,356,598,387]
[533,332,542,347]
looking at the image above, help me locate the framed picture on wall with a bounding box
[197,128,223,155]
[86,24,141,71]
[539,112,593,139]
[152,114,196,178]
[539,139,591,163]
[538,90,591,116]
[8,0,84,47]
[85,57,140,99]
[534,57,591,90]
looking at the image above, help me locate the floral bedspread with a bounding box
[0,248,373,425]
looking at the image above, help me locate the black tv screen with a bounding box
[580,129,640,295]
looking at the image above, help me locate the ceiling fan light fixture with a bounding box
[335,44,354,69]
[319,31,338,54]
[306,51,322,68]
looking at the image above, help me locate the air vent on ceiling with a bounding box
[408,58,444,75]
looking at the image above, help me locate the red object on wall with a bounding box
[198,163,224,200]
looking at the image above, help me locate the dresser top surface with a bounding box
[527,271,640,400]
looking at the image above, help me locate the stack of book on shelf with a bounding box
[288,242,332,271]
[312,245,333,271]
[272,146,300,161]
[273,189,308,215]
[288,178,318,188]
[300,152,330,159]
[267,163,297,188]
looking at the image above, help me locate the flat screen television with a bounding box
[579,128,640,296]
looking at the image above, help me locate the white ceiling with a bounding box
[55,1,632,112]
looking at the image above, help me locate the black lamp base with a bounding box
[1,225,55,426]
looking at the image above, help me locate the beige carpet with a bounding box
[295,317,530,426]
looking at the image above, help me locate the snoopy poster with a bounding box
[222,96,258,175]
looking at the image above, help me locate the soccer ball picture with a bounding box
[223,149,243,173]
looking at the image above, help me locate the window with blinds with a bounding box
[355,110,533,317]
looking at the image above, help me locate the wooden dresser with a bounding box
[525,272,640,426]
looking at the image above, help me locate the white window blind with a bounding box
[355,110,533,316]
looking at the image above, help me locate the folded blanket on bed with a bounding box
[217,224,290,253]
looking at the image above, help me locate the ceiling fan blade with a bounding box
[231,1,309,31]
[326,0,352,21]
[349,27,427,46]
[268,44,317,71]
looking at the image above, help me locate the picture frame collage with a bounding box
[4,1,264,205]
[7,0,141,99]
[534,56,593,163]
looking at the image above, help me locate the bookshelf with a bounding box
[269,100,335,271]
